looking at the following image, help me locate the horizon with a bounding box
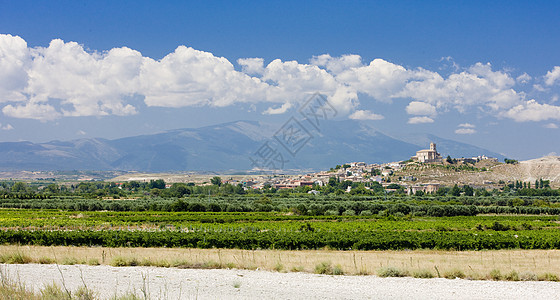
[1,1,559,161]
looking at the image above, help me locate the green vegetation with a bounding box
[0,179,560,252]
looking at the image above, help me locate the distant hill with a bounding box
[0,120,505,172]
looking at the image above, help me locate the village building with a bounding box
[412,142,442,163]
[408,183,441,195]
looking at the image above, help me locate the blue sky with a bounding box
[0,0,559,160]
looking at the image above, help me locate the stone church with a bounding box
[412,142,442,163]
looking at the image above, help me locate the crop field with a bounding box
[0,207,559,251]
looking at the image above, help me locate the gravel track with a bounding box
[3,264,559,299]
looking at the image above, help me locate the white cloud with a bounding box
[337,58,410,102]
[405,101,436,116]
[455,123,476,134]
[0,34,30,102]
[76,130,87,135]
[348,109,384,120]
[516,73,532,84]
[237,58,265,75]
[310,54,362,74]
[0,34,558,125]
[263,102,292,115]
[408,116,434,124]
[545,66,560,86]
[398,62,522,112]
[458,123,475,128]
[3,103,60,121]
[544,123,558,129]
[455,128,476,134]
[503,99,560,122]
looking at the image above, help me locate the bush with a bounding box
[332,265,344,275]
[444,269,465,279]
[324,210,339,216]
[314,262,333,275]
[378,267,409,277]
[342,209,356,216]
[538,273,559,281]
[0,252,33,264]
[519,271,537,281]
[504,270,519,281]
[413,269,434,278]
[489,269,502,280]
[38,256,55,264]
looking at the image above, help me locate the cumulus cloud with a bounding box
[263,102,292,115]
[502,100,560,122]
[310,54,362,74]
[544,123,558,129]
[398,63,522,113]
[405,101,436,116]
[237,58,265,75]
[1,34,560,125]
[545,66,560,86]
[455,128,476,134]
[408,116,434,124]
[455,123,476,134]
[516,73,532,84]
[348,110,384,120]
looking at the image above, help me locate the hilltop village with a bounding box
[224,143,502,195]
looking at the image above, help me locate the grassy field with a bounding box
[1,245,559,280]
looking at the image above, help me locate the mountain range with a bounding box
[0,120,505,172]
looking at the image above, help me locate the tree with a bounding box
[463,185,474,196]
[210,176,222,186]
[11,182,28,193]
[446,155,453,164]
[504,158,518,164]
[148,179,166,189]
[450,185,461,196]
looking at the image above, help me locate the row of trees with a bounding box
[0,176,558,199]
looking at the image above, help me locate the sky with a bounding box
[0,0,559,160]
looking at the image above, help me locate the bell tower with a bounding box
[430,142,436,151]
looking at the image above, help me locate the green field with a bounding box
[0,208,559,250]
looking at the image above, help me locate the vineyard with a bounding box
[0,205,559,250]
[1,179,560,251]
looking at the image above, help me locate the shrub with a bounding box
[87,258,100,266]
[41,283,69,299]
[291,266,305,272]
[332,265,344,275]
[413,269,434,278]
[519,271,537,281]
[274,262,284,272]
[489,269,502,280]
[0,252,33,264]
[342,209,356,216]
[378,267,409,277]
[61,257,78,265]
[359,210,372,216]
[538,273,559,281]
[38,256,55,264]
[444,269,465,279]
[314,262,333,275]
[504,270,519,281]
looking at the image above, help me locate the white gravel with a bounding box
[2,264,559,299]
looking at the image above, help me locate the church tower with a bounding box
[430,142,436,151]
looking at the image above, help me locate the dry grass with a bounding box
[1,245,560,280]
